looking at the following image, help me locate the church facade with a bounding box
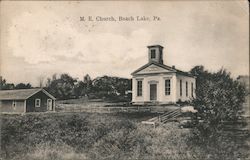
[131,45,196,104]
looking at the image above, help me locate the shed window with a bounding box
[151,50,156,59]
[186,82,188,97]
[165,79,171,95]
[12,100,16,109]
[180,80,182,96]
[137,80,142,96]
[35,99,41,107]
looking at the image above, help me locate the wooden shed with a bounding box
[0,88,56,113]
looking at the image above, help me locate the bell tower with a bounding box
[147,45,164,64]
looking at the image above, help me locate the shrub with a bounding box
[16,142,87,160]
[189,66,247,159]
[191,68,246,136]
[1,113,200,160]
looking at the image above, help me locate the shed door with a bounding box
[47,99,53,111]
[150,84,157,101]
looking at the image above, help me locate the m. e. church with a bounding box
[131,45,196,104]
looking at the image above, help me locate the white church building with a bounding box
[131,45,196,104]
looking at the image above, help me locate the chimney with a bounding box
[172,65,175,69]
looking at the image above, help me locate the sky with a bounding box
[0,1,249,86]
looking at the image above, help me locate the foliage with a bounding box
[92,76,131,101]
[1,113,198,160]
[0,77,15,90]
[0,77,32,90]
[190,66,246,129]
[45,73,77,100]
[189,66,247,159]
[45,74,131,101]
[1,73,131,102]
[23,142,87,160]
[1,112,249,160]
[15,83,32,89]
[73,74,93,98]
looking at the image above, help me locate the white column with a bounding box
[53,100,56,111]
[143,77,148,102]
[23,100,26,113]
[158,76,164,102]
[172,74,177,103]
[132,78,136,102]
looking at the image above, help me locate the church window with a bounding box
[137,80,142,96]
[151,49,156,59]
[165,79,171,95]
[180,80,182,96]
[186,81,188,97]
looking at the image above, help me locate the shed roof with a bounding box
[0,88,56,100]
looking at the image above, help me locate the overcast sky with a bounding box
[0,1,249,86]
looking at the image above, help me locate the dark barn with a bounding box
[0,88,56,113]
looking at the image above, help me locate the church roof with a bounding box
[147,45,164,49]
[131,61,195,78]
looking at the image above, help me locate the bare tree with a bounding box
[37,75,45,88]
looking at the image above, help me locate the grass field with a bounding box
[1,111,249,160]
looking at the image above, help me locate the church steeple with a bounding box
[147,45,164,64]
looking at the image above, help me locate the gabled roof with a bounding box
[131,61,195,78]
[0,88,56,100]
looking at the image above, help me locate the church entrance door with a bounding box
[150,84,157,101]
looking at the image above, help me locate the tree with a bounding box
[83,74,93,96]
[45,73,77,99]
[0,78,7,90]
[189,66,246,153]
[15,83,32,89]
[0,77,15,90]
[73,81,85,98]
[92,76,131,101]
[37,76,45,88]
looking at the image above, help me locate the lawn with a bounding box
[0,111,249,160]
[0,112,197,160]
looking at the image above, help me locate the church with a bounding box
[131,45,196,104]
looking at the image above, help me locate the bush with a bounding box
[22,142,87,160]
[189,66,247,159]
[1,113,199,160]
[191,68,246,136]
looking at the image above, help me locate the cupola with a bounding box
[147,45,164,64]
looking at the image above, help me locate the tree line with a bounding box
[0,74,132,101]
[0,78,32,90]
[45,74,132,101]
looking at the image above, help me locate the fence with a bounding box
[56,104,179,114]
[141,108,181,128]
[159,108,181,123]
